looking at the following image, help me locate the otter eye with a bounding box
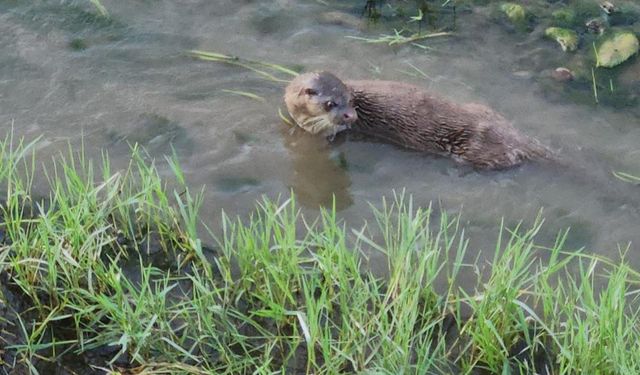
[323,101,337,111]
[304,88,318,96]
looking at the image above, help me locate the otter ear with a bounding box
[300,88,318,96]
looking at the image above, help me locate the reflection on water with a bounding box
[0,0,639,267]
[282,125,353,210]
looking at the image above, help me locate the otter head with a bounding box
[284,71,358,136]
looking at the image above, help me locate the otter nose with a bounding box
[343,109,358,123]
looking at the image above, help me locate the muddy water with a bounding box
[1,0,639,275]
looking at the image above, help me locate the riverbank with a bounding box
[0,138,638,374]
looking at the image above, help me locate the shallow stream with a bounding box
[1,0,639,275]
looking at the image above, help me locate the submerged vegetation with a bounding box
[191,0,639,107]
[188,50,299,83]
[88,0,109,18]
[0,137,639,374]
[345,30,450,48]
[329,0,640,106]
[613,170,640,185]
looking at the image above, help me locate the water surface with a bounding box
[1,0,639,273]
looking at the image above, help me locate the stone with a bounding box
[500,3,526,24]
[617,60,640,90]
[586,18,606,35]
[595,28,639,68]
[551,67,575,82]
[545,27,579,52]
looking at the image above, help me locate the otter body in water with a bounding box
[284,71,549,169]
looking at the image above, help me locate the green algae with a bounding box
[595,29,639,68]
[545,27,580,52]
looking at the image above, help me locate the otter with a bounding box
[284,71,550,170]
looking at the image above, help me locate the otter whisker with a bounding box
[302,115,335,135]
[311,118,334,135]
[302,116,322,126]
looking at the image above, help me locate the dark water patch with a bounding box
[568,0,603,21]
[618,59,640,92]
[328,150,349,171]
[251,6,301,36]
[542,78,639,110]
[233,129,259,145]
[214,176,261,193]
[609,11,640,27]
[106,113,194,156]
[0,56,47,81]
[68,37,88,51]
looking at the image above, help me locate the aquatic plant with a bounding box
[89,0,109,18]
[346,29,450,48]
[613,170,640,184]
[189,50,298,83]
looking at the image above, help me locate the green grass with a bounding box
[0,136,639,374]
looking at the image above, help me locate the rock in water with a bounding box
[545,27,579,52]
[552,67,575,82]
[595,29,639,68]
[500,3,526,24]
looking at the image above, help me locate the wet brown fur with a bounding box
[285,72,550,170]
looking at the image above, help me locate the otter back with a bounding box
[346,80,550,170]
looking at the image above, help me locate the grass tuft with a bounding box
[0,136,639,373]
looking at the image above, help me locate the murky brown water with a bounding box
[1,0,639,274]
